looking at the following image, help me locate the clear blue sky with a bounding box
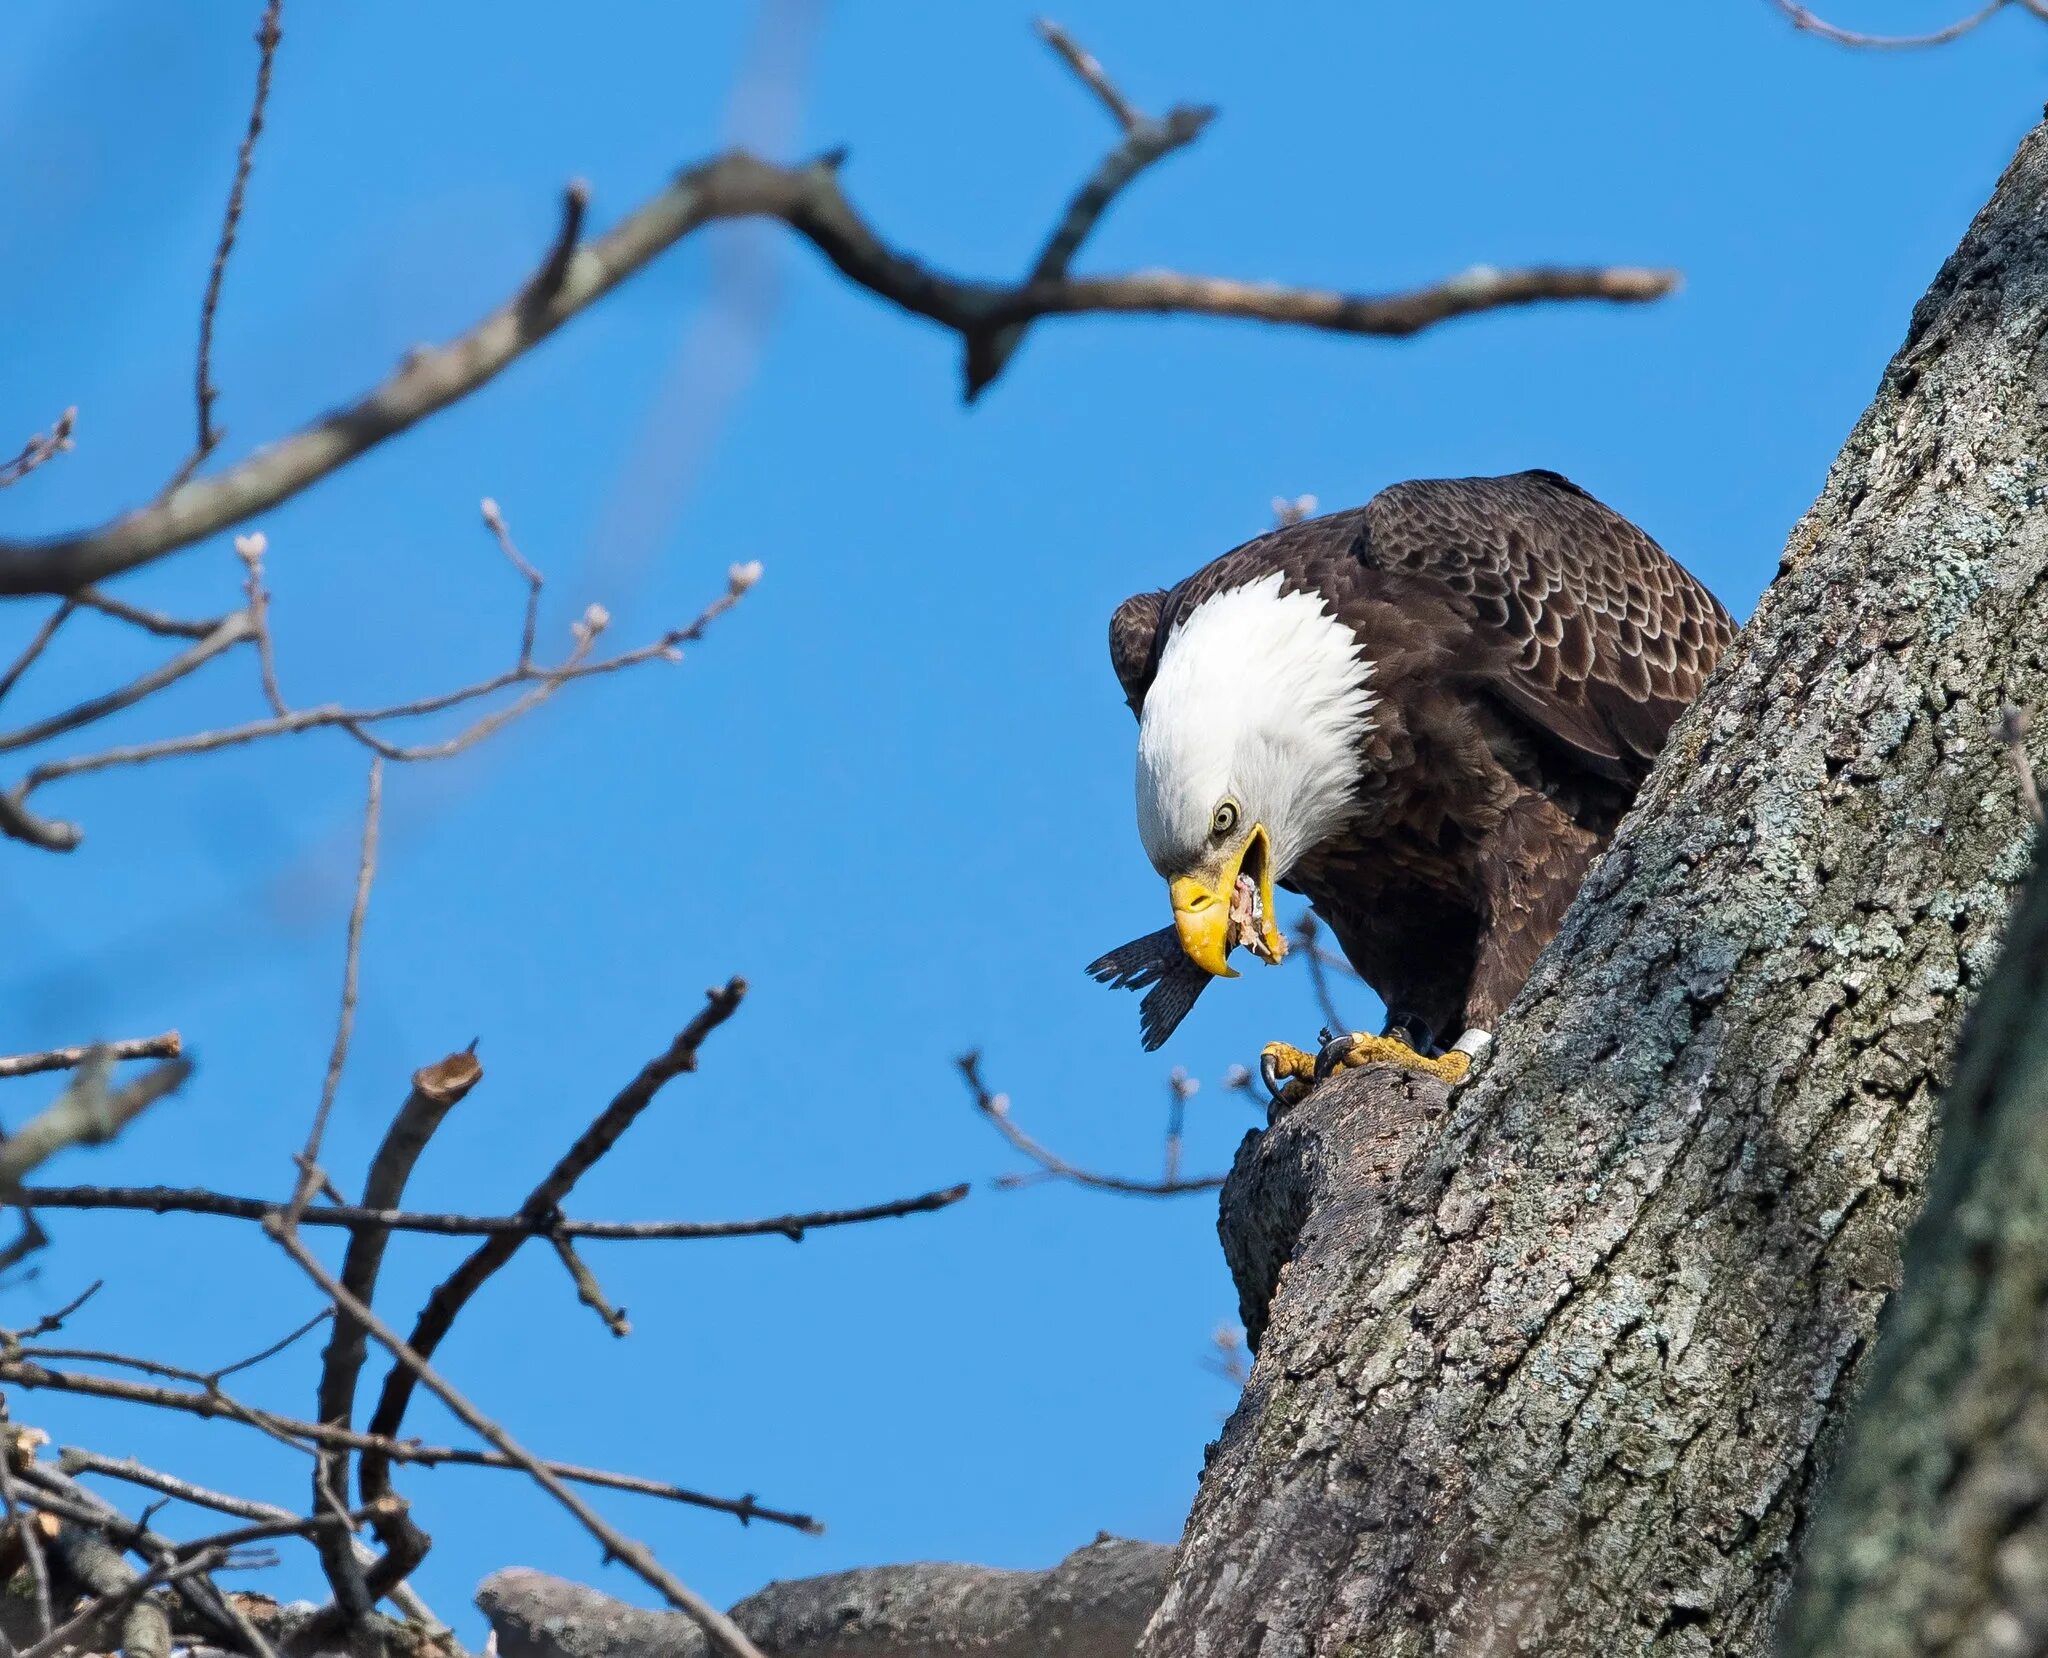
[0,0,2041,1636]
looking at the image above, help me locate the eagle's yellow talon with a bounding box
[1258,1041,1320,1106]
[1314,1031,1472,1085]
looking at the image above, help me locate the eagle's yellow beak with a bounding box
[1169,822,1287,978]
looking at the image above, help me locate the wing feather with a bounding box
[1362,471,1735,780]
[1108,588,1168,716]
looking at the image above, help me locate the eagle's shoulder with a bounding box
[1361,471,1737,777]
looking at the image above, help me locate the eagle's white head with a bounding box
[1134,571,1378,977]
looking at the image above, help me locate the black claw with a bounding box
[1259,1051,1285,1102]
[1313,1032,1357,1081]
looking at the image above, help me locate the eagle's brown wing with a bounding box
[1362,471,1736,781]
[1108,588,1168,716]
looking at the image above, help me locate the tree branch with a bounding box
[0,411,76,493]
[0,1056,194,1191]
[0,1035,182,1082]
[1768,0,2042,47]
[958,1052,1225,1196]
[265,1215,771,1658]
[0,1346,816,1531]
[0,121,1672,596]
[9,1178,968,1240]
[171,0,285,490]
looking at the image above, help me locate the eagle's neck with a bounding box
[1135,572,1378,876]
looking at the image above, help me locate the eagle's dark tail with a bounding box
[1086,927,1210,1051]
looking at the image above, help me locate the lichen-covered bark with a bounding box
[1143,120,2048,1658]
[478,1537,1173,1658]
[1780,852,2048,1657]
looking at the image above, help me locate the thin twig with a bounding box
[0,603,77,705]
[969,22,1213,395]
[0,611,256,755]
[1768,0,2029,47]
[0,1035,182,1082]
[0,1353,821,1531]
[55,1446,444,1629]
[550,1235,631,1337]
[959,1052,1224,1196]
[480,499,543,670]
[57,1451,282,1527]
[12,1179,968,1239]
[235,533,290,717]
[0,411,75,492]
[289,759,381,1219]
[1033,18,1140,129]
[1293,911,1349,1033]
[266,1216,772,1658]
[1,569,754,853]
[174,0,285,487]
[18,1283,103,1341]
[71,589,229,641]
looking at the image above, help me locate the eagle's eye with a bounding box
[1210,800,1241,839]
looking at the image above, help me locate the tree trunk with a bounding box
[1142,118,2048,1657]
[1780,850,2048,1657]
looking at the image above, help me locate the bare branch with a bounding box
[549,1234,631,1338]
[311,1047,480,1615]
[71,588,229,641]
[265,1216,772,1658]
[0,602,76,705]
[1292,911,1350,1034]
[1034,18,1140,130]
[174,0,285,487]
[0,562,756,853]
[0,1035,182,1082]
[356,982,750,1538]
[1768,0,2027,47]
[58,1450,281,1528]
[0,1351,818,1531]
[969,25,1216,395]
[480,498,544,671]
[0,1055,194,1191]
[55,1445,444,1629]
[0,411,76,493]
[959,1052,1225,1197]
[0,126,1673,596]
[288,758,381,1218]
[11,1178,969,1241]
[0,611,256,755]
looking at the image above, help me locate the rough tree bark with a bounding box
[1780,851,2048,1656]
[476,1537,1172,1658]
[1140,117,2048,1656]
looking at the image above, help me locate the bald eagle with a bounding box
[1088,471,1735,1097]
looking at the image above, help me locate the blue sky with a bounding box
[0,0,2041,1636]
